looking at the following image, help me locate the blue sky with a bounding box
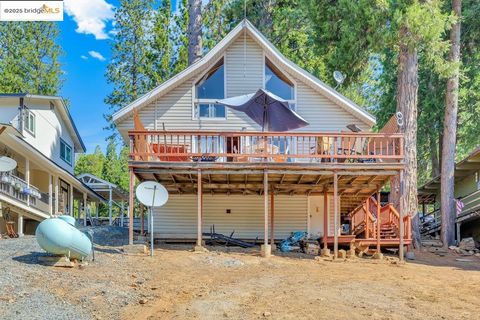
[59,0,178,154]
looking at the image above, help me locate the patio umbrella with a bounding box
[216,89,309,132]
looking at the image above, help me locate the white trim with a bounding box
[112,19,375,126]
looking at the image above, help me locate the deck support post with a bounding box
[83,193,87,227]
[120,201,125,227]
[270,187,275,248]
[196,169,203,247]
[262,170,271,257]
[69,184,74,216]
[17,214,24,237]
[108,187,113,226]
[376,190,381,253]
[333,172,339,259]
[25,159,30,206]
[128,168,135,245]
[323,189,328,250]
[48,173,53,215]
[399,169,405,261]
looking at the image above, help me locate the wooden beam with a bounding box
[128,168,135,245]
[197,169,202,247]
[264,170,269,248]
[333,172,339,259]
[399,169,404,261]
[323,189,328,250]
[270,187,275,246]
[376,190,381,253]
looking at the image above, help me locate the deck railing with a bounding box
[128,130,404,163]
[0,173,50,213]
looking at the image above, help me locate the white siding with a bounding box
[116,33,372,138]
[21,99,76,173]
[0,97,20,125]
[151,194,307,239]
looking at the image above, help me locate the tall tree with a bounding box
[104,0,154,135]
[0,22,62,95]
[441,0,462,247]
[172,0,189,74]
[102,138,122,186]
[187,0,202,65]
[75,146,106,177]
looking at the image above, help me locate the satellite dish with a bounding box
[0,156,17,172]
[333,71,346,88]
[136,181,168,207]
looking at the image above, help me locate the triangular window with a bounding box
[265,58,294,101]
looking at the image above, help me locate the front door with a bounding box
[309,196,326,238]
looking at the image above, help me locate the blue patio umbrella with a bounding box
[216,89,309,132]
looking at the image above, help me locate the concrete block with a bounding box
[38,255,74,268]
[320,248,331,257]
[372,252,384,260]
[123,244,147,255]
[270,243,277,251]
[338,249,347,259]
[261,244,271,257]
[193,245,208,253]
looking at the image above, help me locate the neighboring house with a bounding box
[0,94,102,236]
[418,146,480,244]
[113,20,409,256]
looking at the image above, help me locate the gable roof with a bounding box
[0,93,86,153]
[112,19,376,126]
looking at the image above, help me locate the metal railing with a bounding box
[0,174,50,213]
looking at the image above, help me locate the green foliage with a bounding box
[0,22,62,95]
[74,146,106,177]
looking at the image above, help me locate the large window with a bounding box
[194,58,226,119]
[60,139,72,165]
[265,58,295,109]
[24,109,36,135]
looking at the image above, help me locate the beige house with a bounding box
[0,94,102,236]
[113,20,409,257]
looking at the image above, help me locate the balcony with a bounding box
[0,173,50,214]
[128,130,404,165]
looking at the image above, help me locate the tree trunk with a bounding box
[441,0,461,248]
[430,133,440,177]
[187,0,202,65]
[395,27,420,248]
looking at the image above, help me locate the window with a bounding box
[60,139,72,165]
[264,58,295,105]
[24,110,35,135]
[194,58,226,119]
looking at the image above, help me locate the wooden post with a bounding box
[333,172,339,259]
[17,214,24,237]
[323,188,328,249]
[456,222,461,244]
[197,169,202,247]
[264,170,268,247]
[25,159,30,206]
[54,176,58,215]
[108,187,113,226]
[376,190,381,253]
[399,169,405,261]
[48,173,53,215]
[120,201,125,227]
[128,168,135,245]
[83,193,87,227]
[69,184,74,216]
[366,197,370,238]
[270,188,275,246]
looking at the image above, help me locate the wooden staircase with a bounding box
[349,196,412,248]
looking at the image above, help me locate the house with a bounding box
[0,94,103,236]
[418,146,480,244]
[112,20,410,258]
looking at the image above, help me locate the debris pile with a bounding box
[448,237,479,256]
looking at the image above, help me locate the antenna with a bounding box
[0,156,17,172]
[136,181,169,256]
[333,71,346,89]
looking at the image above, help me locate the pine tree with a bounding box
[0,22,62,95]
[104,0,155,135]
[172,0,189,74]
[74,146,106,177]
[102,139,122,186]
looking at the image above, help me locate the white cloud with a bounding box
[80,55,88,60]
[88,51,106,61]
[64,0,115,40]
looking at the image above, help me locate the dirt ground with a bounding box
[2,237,480,320]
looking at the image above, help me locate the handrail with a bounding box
[128,130,405,163]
